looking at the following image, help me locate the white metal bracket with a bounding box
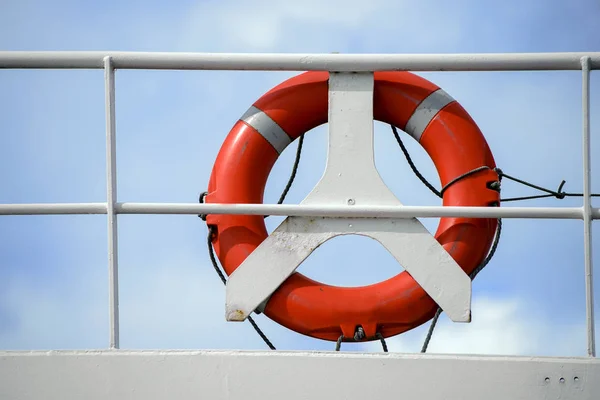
[225,72,471,323]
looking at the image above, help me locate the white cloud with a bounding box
[3,261,591,357]
[175,0,466,53]
[366,296,589,357]
[0,255,277,350]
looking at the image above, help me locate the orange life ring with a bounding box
[205,71,500,342]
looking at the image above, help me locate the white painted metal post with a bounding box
[104,56,120,349]
[581,56,595,357]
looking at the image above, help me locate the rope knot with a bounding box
[493,167,504,179]
[198,191,208,221]
[555,180,567,199]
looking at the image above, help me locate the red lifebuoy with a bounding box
[205,71,500,342]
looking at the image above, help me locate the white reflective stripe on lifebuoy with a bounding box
[240,105,292,154]
[404,88,455,142]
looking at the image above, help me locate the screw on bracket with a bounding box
[354,326,365,341]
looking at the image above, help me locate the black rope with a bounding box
[391,124,507,352]
[420,218,502,353]
[498,171,600,202]
[198,134,306,350]
[206,225,276,350]
[391,124,600,352]
[393,125,500,200]
[500,171,566,198]
[391,125,600,203]
[277,133,305,205]
[206,225,227,285]
[391,126,442,198]
[441,166,493,197]
[264,133,305,218]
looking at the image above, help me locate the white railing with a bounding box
[1,51,598,356]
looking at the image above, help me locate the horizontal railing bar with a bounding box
[1,202,598,219]
[0,203,108,215]
[118,203,596,219]
[1,51,600,71]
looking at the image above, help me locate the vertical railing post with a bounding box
[581,55,595,357]
[104,56,120,349]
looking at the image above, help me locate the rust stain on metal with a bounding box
[228,309,246,321]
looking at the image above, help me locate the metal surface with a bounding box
[1,350,599,400]
[1,202,598,218]
[225,72,470,323]
[0,203,108,214]
[581,56,595,357]
[226,217,472,323]
[2,51,600,71]
[104,57,120,350]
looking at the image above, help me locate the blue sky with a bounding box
[1,0,600,355]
